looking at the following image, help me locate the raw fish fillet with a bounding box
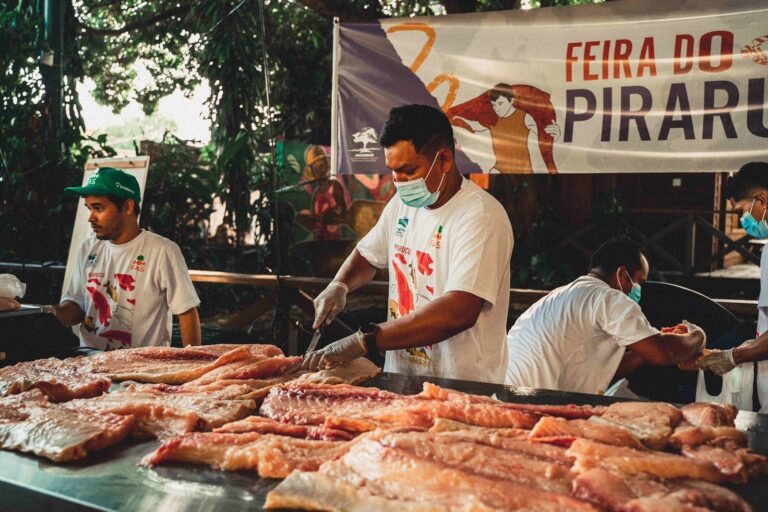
[214,415,354,441]
[182,355,301,386]
[529,416,643,449]
[260,382,405,425]
[681,444,768,483]
[591,401,683,450]
[420,382,605,419]
[0,357,110,402]
[87,344,282,384]
[64,387,254,439]
[0,390,133,462]
[681,402,738,428]
[573,467,751,512]
[670,425,747,449]
[567,438,724,482]
[269,433,599,511]
[292,357,381,385]
[143,431,352,478]
[325,398,540,434]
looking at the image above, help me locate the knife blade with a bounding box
[305,327,323,357]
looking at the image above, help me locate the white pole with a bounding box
[330,17,340,178]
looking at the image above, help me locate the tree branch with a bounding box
[293,0,382,22]
[76,3,191,36]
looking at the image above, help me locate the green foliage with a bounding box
[0,2,114,261]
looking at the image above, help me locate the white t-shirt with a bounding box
[506,275,660,394]
[756,245,768,412]
[62,231,200,350]
[357,178,513,384]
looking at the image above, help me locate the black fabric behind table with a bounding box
[0,312,78,365]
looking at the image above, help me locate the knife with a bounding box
[304,326,323,357]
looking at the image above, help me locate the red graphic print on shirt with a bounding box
[99,330,131,347]
[416,251,434,276]
[86,286,112,327]
[392,260,415,317]
[114,273,136,292]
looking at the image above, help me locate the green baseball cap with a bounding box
[64,167,141,204]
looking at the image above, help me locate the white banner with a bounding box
[334,0,768,174]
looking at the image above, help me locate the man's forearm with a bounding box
[53,301,85,326]
[666,332,705,363]
[178,307,201,347]
[733,333,768,365]
[374,291,483,352]
[333,249,378,293]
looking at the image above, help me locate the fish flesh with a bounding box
[87,344,282,384]
[325,398,540,434]
[214,415,354,441]
[0,357,110,402]
[573,467,751,512]
[420,382,605,419]
[681,444,768,483]
[63,387,255,439]
[681,402,738,428]
[591,401,683,450]
[567,438,724,482]
[262,382,539,433]
[670,425,747,449]
[143,431,352,478]
[529,416,644,449]
[260,382,406,425]
[268,432,599,511]
[180,355,301,386]
[0,390,133,462]
[291,357,381,386]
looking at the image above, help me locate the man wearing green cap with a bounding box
[47,167,201,350]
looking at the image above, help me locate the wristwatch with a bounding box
[360,321,380,354]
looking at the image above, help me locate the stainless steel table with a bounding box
[0,372,766,511]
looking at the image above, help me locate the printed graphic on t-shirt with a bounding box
[84,264,138,350]
[390,234,437,368]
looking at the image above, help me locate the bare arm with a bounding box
[374,291,484,351]
[332,249,379,293]
[0,297,20,311]
[454,117,486,133]
[612,350,645,379]
[178,307,201,347]
[52,300,85,326]
[733,332,768,364]
[628,331,704,366]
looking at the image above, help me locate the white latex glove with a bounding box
[313,281,348,329]
[302,332,366,371]
[681,320,707,349]
[697,349,736,376]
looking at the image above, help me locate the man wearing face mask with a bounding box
[687,163,768,411]
[303,104,514,383]
[505,237,705,394]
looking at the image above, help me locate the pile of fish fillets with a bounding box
[145,381,767,512]
[0,344,380,462]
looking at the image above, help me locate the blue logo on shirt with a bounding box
[395,217,409,237]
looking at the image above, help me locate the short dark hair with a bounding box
[379,104,455,156]
[725,162,768,201]
[590,237,645,275]
[489,83,515,102]
[106,194,141,215]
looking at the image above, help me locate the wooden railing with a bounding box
[0,263,758,318]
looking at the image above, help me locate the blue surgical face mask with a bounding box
[621,270,642,304]
[394,151,445,208]
[740,198,768,239]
